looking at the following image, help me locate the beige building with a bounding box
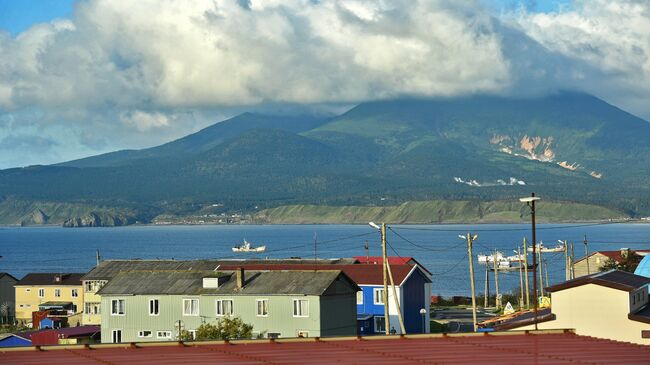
[495,270,650,345]
[574,249,650,278]
[14,273,85,326]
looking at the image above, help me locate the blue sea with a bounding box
[1,223,648,296]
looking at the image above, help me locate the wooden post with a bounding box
[584,235,590,275]
[381,223,390,335]
[518,246,524,309]
[96,249,101,267]
[494,250,500,309]
[544,259,549,288]
[570,242,575,279]
[484,260,489,308]
[385,257,406,334]
[538,244,544,297]
[466,233,478,332]
[523,237,530,309]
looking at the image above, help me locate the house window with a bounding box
[25,288,31,292]
[156,331,172,339]
[216,299,233,316]
[54,289,61,297]
[38,288,45,297]
[149,299,159,315]
[111,299,125,315]
[183,299,199,316]
[373,288,384,305]
[267,333,281,339]
[138,330,152,338]
[293,299,309,317]
[71,304,77,313]
[188,330,197,340]
[356,291,363,305]
[112,330,122,343]
[85,282,94,292]
[297,330,309,338]
[71,289,78,297]
[85,302,100,314]
[374,316,386,333]
[256,299,268,316]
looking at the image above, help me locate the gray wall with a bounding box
[0,275,17,321]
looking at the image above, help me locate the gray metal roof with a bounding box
[97,269,354,296]
[82,258,358,281]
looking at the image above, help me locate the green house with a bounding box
[98,269,359,343]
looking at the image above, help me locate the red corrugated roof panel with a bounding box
[1,332,648,364]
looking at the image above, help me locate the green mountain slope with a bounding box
[1,92,649,225]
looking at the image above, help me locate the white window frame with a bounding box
[256,299,268,317]
[38,288,45,298]
[356,291,363,305]
[111,329,122,343]
[111,299,125,316]
[156,331,172,339]
[149,299,160,316]
[267,332,281,339]
[373,288,384,305]
[138,330,152,338]
[188,330,197,340]
[216,299,234,316]
[54,288,61,297]
[297,330,309,338]
[183,298,199,316]
[71,288,78,297]
[292,299,309,317]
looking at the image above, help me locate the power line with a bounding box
[387,227,466,252]
[391,220,641,233]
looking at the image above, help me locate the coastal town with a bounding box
[1,229,649,362]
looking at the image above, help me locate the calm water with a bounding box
[1,223,648,296]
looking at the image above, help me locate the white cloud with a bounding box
[0,0,648,168]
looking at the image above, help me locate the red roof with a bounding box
[354,256,432,275]
[592,250,650,263]
[216,264,423,285]
[1,331,648,364]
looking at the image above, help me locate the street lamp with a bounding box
[419,308,427,333]
[520,193,540,330]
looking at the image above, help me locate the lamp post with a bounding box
[419,308,427,333]
[519,193,540,330]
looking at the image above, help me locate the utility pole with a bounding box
[95,249,101,267]
[564,240,570,281]
[484,260,489,308]
[493,250,501,309]
[385,254,407,334]
[584,235,590,275]
[571,242,576,279]
[380,223,391,335]
[364,240,369,262]
[464,233,479,332]
[519,192,540,330]
[544,259,549,289]
[518,246,524,309]
[313,232,318,271]
[538,243,544,297]
[523,238,530,309]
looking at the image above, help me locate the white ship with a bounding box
[232,239,266,253]
[527,242,565,253]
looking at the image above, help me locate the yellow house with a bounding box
[494,270,650,345]
[14,273,85,326]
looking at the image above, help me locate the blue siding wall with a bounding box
[0,335,32,347]
[356,285,384,316]
[401,270,428,333]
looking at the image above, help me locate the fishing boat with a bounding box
[477,252,512,268]
[527,242,565,253]
[232,239,266,253]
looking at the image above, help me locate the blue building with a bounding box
[344,261,432,335]
[0,332,33,348]
[634,254,650,278]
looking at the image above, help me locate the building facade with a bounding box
[14,273,84,326]
[499,270,650,345]
[573,249,650,277]
[0,273,18,324]
[99,269,358,343]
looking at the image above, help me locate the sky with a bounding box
[0,0,648,168]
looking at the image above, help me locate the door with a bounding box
[112,329,122,343]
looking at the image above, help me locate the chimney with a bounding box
[236,268,245,289]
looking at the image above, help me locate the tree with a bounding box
[182,316,254,341]
[599,253,641,273]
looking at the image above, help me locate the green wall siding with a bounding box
[101,293,355,343]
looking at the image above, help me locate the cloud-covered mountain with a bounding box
[1,92,649,225]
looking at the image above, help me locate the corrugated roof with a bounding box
[1,331,648,364]
[353,256,432,275]
[578,249,650,264]
[82,259,358,280]
[97,270,355,296]
[216,264,429,285]
[16,273,84,286]
[546,269,650,293]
